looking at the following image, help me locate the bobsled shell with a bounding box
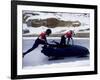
[41,45,89,57]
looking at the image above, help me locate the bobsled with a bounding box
[41,44,89,57]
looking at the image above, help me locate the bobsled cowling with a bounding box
[41,44,89,57]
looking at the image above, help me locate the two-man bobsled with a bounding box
[41,44,89,58]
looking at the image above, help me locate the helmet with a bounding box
[70,30,73,33]
[46,29,52,35]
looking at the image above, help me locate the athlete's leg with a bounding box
[60,35,66,45]
[23,38,46,57]
[71,38,74,45]
[67,38,70,45]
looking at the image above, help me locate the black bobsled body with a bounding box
[41,45,89,57]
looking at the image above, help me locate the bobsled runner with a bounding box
[41,44,89,58]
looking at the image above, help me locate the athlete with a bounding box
[65,30,75,45]
[23,29,52,57]
[52,30,75,46]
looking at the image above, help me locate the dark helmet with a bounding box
[46,29,52,35]
[70,30,73,33]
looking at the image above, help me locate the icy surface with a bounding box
[22,38,90,69]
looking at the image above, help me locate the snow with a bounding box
[22,11,90,35]
[24,11,90,24]
[26,13,58,22]
[23,24,89,35]
[22,38,90,69]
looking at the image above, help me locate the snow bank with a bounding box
[23,11,90,35]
